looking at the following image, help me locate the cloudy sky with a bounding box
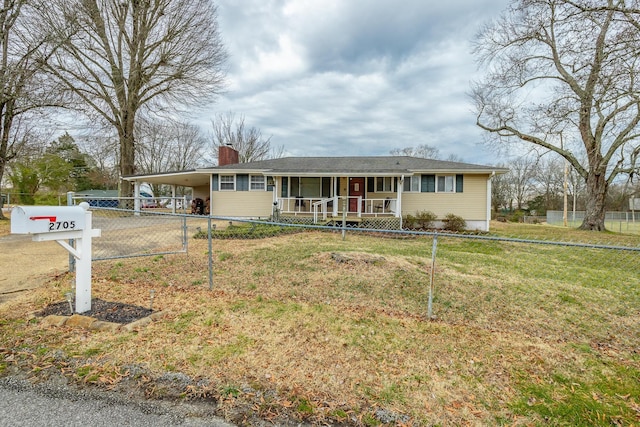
[205,0,511,165]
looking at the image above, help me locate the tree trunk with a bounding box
[579,170,607,231]
[0,106,14,221]
[119,140,134,196]
[0,157,7,219]
[118,113,136,203]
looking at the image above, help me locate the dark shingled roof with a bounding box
[123,156,508,187]
[206,156,505,175]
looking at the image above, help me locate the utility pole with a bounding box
[561,134,568,227]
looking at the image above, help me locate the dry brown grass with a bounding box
[1,227,639,425]
[0,214,10,236]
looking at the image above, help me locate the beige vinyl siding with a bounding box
[366,192,395,199]
[401,175,489,220]
[211,191,273,217]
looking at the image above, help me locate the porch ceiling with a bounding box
[123,171,210,188]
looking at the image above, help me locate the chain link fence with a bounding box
[547,210,640,234]
[64,200,639,315]
[200,215,639,319]
[87,208,189,260]
[70,194,198,261]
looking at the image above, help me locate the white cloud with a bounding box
[208,0,512,164]
[231,34,307,90]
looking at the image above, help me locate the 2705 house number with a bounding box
[49,221,76,231]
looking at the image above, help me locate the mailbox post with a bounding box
[11,202,101,313]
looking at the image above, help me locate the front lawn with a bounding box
[1,222,638,425]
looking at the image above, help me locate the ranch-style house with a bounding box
[124,146,507,231]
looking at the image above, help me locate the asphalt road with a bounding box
[0,377,235,427]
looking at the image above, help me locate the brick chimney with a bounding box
[219,144,239,166]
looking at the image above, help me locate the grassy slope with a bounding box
[0,221,639,425]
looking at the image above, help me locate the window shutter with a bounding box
[281,177,288,197]
[237,174,249,191]
[212,174,218,191]
[422,175,435,192]
[456,174,463,193]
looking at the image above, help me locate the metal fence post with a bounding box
[341,196,347,241]
[182,214,188,253]
[427,233,438,319]
[208,215,213,290]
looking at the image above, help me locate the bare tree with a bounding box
[532,155,565,213]
[472,0,640,230]
[390,144,440,159]
[0,1,63,218]
[390,145,465,162]
[78,135,119,189]
[490,163,511,215]
[508,154,539,211]
[39,0,227,197]
[136,119,207,174]
[210,112,282,163]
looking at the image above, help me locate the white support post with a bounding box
[74,207,94,313]
[171,185,177,213]
[24,203,100,314]
[486,174,493,232]
[134,181,141,215]
[397,176,404,218]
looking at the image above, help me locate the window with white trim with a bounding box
[437,175,455,193]
[250,175,265,190]
[403,176,420,192]
[376,177,395,192]
[220,175,235,191]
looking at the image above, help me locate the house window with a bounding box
[250,175,265,191]
[437,175,455,193]
[300,177,321,197]
[220,175,235,191]
[403,176,420,192]
[376,177,395,192]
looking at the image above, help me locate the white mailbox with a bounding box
[11,205,86,235]
[10,203,100,314]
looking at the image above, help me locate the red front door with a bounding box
[349,177,365,212]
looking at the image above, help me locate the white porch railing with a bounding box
[278,196,397,223]
[312,197,338,223]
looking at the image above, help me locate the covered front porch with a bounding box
[277,195,398,223]
[272,175,403,224]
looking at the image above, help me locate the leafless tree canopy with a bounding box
[39,0,227,196]
[136,119,207,174]
[390,144,465,162]
[472,0,640,230]
[210,112,282,164]
[0,0,66,218]
[390,144,440,159]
